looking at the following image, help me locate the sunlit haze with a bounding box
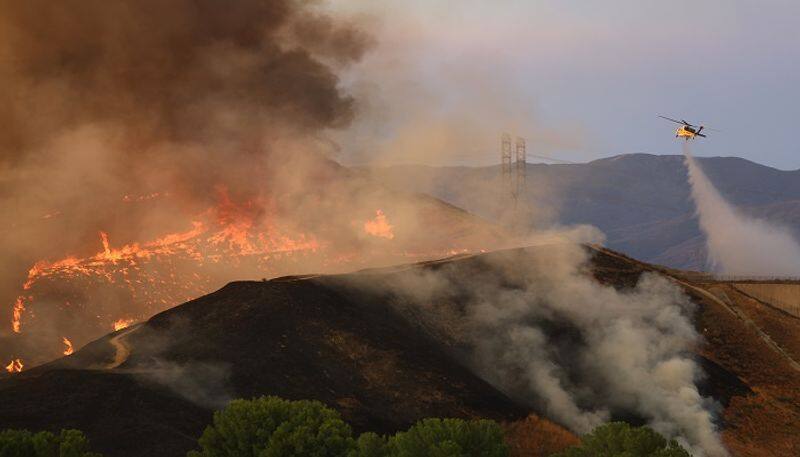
[326,0,800,168]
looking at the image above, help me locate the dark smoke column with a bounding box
[0,0,372,363]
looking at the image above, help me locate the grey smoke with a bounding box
[136,359,232,410]
[119,316,232,409]
[683,143,800,276]
[359,241,727,456]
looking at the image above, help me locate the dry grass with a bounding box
[504,414,579,457]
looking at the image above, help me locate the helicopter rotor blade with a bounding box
[658,115,685,125]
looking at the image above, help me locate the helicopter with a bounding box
[658,115,715,140]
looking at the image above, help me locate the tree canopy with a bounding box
[0,429,101,457]
[187,396,510,457]
[553,422,692,457]
[188,396,355,457]
[386,418,508,457]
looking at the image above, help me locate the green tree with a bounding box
[187,396,356,457]
[553,422,691,457]
[58,430,101,457]
[386,418,508,457]
[0,429,101,457]
[349,433,388,457]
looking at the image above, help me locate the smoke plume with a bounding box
[683,144,800,276]
[138,359,232,409]
[0,0,508,367]
[353,243,727,456]
[0,0,369,264]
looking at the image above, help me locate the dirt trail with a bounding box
[595,246,800,372]
[106,325,142,369]
[678,280,800,372]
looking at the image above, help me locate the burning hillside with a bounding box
[0,0,511,369]
[10,187,320,335]
[3,171,504,368]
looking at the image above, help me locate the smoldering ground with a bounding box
[119,317,233,409]
[683,143,800,276]
[342,242,728,456]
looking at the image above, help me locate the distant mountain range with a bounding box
[361,154,800,271]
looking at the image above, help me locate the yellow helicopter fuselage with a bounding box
[676,126,699,140]
[661,115,708,140]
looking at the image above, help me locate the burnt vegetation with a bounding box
[0,246,796,456]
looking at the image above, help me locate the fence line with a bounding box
[707,275,800,283]
[729,283,800,318]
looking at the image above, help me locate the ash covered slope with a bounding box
[1,246,800,456]
[0,256,533,457]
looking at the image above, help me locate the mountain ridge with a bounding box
[358,154,800,270]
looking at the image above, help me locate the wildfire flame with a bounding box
[11,297,25,334]
[364,210,395,240]
[8,188,322,337]
[113,318,135,331]
[62,337,74,356]
[5,359,23,373]
[6,188,478,369]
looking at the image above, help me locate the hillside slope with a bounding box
[0,246,799,456]
[0,254,544,456]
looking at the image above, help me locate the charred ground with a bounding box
[0,245,799,456]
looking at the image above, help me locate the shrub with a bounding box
[386,418,508,457]
[187,396,356,457]
[350,433,388,457]
[0,429,101,457]
[553,422,691,457]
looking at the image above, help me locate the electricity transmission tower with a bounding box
[501,133,527,209]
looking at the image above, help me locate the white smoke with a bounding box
[135,359,232,409]
[683,143,800,276]
[356,241,728,456]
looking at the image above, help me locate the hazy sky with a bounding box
[325,1,800,169]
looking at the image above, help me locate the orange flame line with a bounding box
[5,358,23,373]
[62,337,74,356]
